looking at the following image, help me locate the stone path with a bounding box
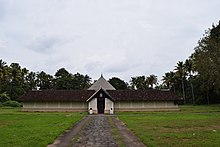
[73,115,119,147]
[48,115,146,147]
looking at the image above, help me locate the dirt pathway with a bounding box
[48,115,146,147]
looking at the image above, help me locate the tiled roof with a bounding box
[88,75,116,90]
[107,90,181,101]
[19,90,95,102]
[19,89,182,102]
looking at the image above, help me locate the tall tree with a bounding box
[0,60,10,92]
[72,73,91,89]
[162,72,171,89]
[162,71,176,92]
[37,71,54,90]
[55,68,69,78]
[192,21,220,103]
[82,74,92,89]
[184,59,195,105]
[175,61,186,103]
[9,63,24,100]
[108,77,128,90]
[54,68,73,89]
[26,71,37,90]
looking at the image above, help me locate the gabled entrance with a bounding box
[87,88,115,114]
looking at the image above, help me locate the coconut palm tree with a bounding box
[162,72,172,89]
[185,59,195,105]
[162,71,177,92]
[175,61,186,104]
[146,75,158,89]
[130,76,147,90]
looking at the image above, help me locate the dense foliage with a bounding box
[129,75,158,90]
[108,77,128,90]
[0,62,92,101]
[162,21,220,104]
[0,59,157,101]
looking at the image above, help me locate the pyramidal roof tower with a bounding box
[88,74,116,91]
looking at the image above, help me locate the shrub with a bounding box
[0,92,10,103]
[3,100,22,107]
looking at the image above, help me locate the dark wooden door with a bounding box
[97,97,105,114]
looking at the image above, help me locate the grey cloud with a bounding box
[1,0,220,82]
[85,61,103,73]
[0,40,6,48]
[29,36,60,53]
[104,61,139,73]
[0,0,7,21]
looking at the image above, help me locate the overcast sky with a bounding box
[0,0,220,82]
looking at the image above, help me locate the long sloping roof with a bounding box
[88,75,116,90]
[19,90,95,102]
[107,90,181,101]
[19,89,182,102]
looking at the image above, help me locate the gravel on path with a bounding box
[73,115,120,147]
[48,115,146,147]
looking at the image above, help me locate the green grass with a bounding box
[0,108,84,147]
[117,105,220,147]
[108,116,125,147]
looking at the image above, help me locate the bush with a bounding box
[0,92,10,103]
[2,100,22,107]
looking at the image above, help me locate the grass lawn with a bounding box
[0,108,84,147]
[117,105,220,147]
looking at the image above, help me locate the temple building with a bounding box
[19,75,181,114]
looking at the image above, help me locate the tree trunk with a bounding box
[181,78,186,104]
[189,78,195,105]
[206,90,210,105]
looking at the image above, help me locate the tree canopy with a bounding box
[161,21,220,104]
[0,61,92,100]
[108,77,128,90]
[130,75,157,90]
